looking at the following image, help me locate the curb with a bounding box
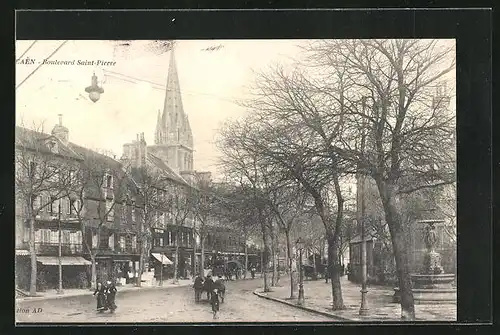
[253,289,354,321]
[16,282,193,302]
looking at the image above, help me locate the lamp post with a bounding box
[57,203,64,294]
[296,237,305,306]
[85,72,104,103]
[358,97,370,316]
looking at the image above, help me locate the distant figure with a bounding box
[204,275,214,300]
[250,265,256,279]
[193,274,204,303]
[213,275,225,303]
[93,282,107,312]
[105,280,117,312]
[211,288,220,319]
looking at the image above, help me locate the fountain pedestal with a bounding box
[393,220,456,305]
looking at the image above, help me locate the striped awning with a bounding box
[16,250,30,256]
[151,253,173,265]
[37,256,91,266]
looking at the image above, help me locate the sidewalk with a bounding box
[16,279,193,302]
[254,276,456,321]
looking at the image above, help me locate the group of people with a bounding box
[93,281,118,313]
[193,274,225,319]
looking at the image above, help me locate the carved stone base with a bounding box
[393,287,457,304]
[393,273,456,305]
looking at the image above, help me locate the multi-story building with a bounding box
[15,118,142,291]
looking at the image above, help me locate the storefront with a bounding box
[36,256,92,289]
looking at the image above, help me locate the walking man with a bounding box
[193,274,204,303]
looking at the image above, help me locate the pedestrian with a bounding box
[210,288,220,319]
[105,280,117,312]
[204,274,214,300]
[214,275,225,303]
[193,274,204,303]
[93,282,107,312]
[251,265,256,279]
[325,264,330,283]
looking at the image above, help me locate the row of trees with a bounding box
[15,125,235,296]
[216,39,456,320]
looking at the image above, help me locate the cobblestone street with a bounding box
[16,278,333,323]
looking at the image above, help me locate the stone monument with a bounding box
[394,220,456,304]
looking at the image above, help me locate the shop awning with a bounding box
[151,253,173,265]
[16,249,30,256]
[37,256,91,266]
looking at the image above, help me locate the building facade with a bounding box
[15,120,142,291]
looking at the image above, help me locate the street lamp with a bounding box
[57,203,64,294]
[85,72,104,103]
[358,96,370,316]
[296,237,305,306]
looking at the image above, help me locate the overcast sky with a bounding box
[15,39,455,178]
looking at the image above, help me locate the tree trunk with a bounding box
[284,242,289,275]
[285,230,295,299]
[200,235,205,277]
[327,235,344,310]
[376,179,415,320]
[29,216,37,296]
[173,240,179,284]
[312,247,318,280]
[91,254,97,289]
[136,238,144,287]
[261,226,270,292]
[244,242,248,279]
[271,229,277,286]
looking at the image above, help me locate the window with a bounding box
[159,237,164,247]
[63,231,70,244]
[92,232,98,248]
[28,161,37,178]
[106,175,113,189]
[49,197,59,215]
[131,235,137,250]
[69,199,76,215]
[50,230,58,244]
[106,200,114,222]
[109,234,115,250]
[168,231,172,245]
[69,170,76,183]
[120,236,126,251]
[47,140,58,153]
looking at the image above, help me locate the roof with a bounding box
[68,142,122,169]
[146,153,189,186]
[15,126,82,161]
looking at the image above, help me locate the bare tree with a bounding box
[217,181,260,279]
[169,184,194,283]
[300,39,456,319]
[265,178,308,298]
[217,126,275,292]
[63,148,129,289]
[127,164,177,286]
[191,175,221,277]
[15,124,78,296]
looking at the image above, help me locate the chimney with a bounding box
[51,114,69,145]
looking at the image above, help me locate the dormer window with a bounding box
[46,140,58,153]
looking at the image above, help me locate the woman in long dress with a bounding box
[93,282,107,312]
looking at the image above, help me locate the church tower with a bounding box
[150,46,195,175]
